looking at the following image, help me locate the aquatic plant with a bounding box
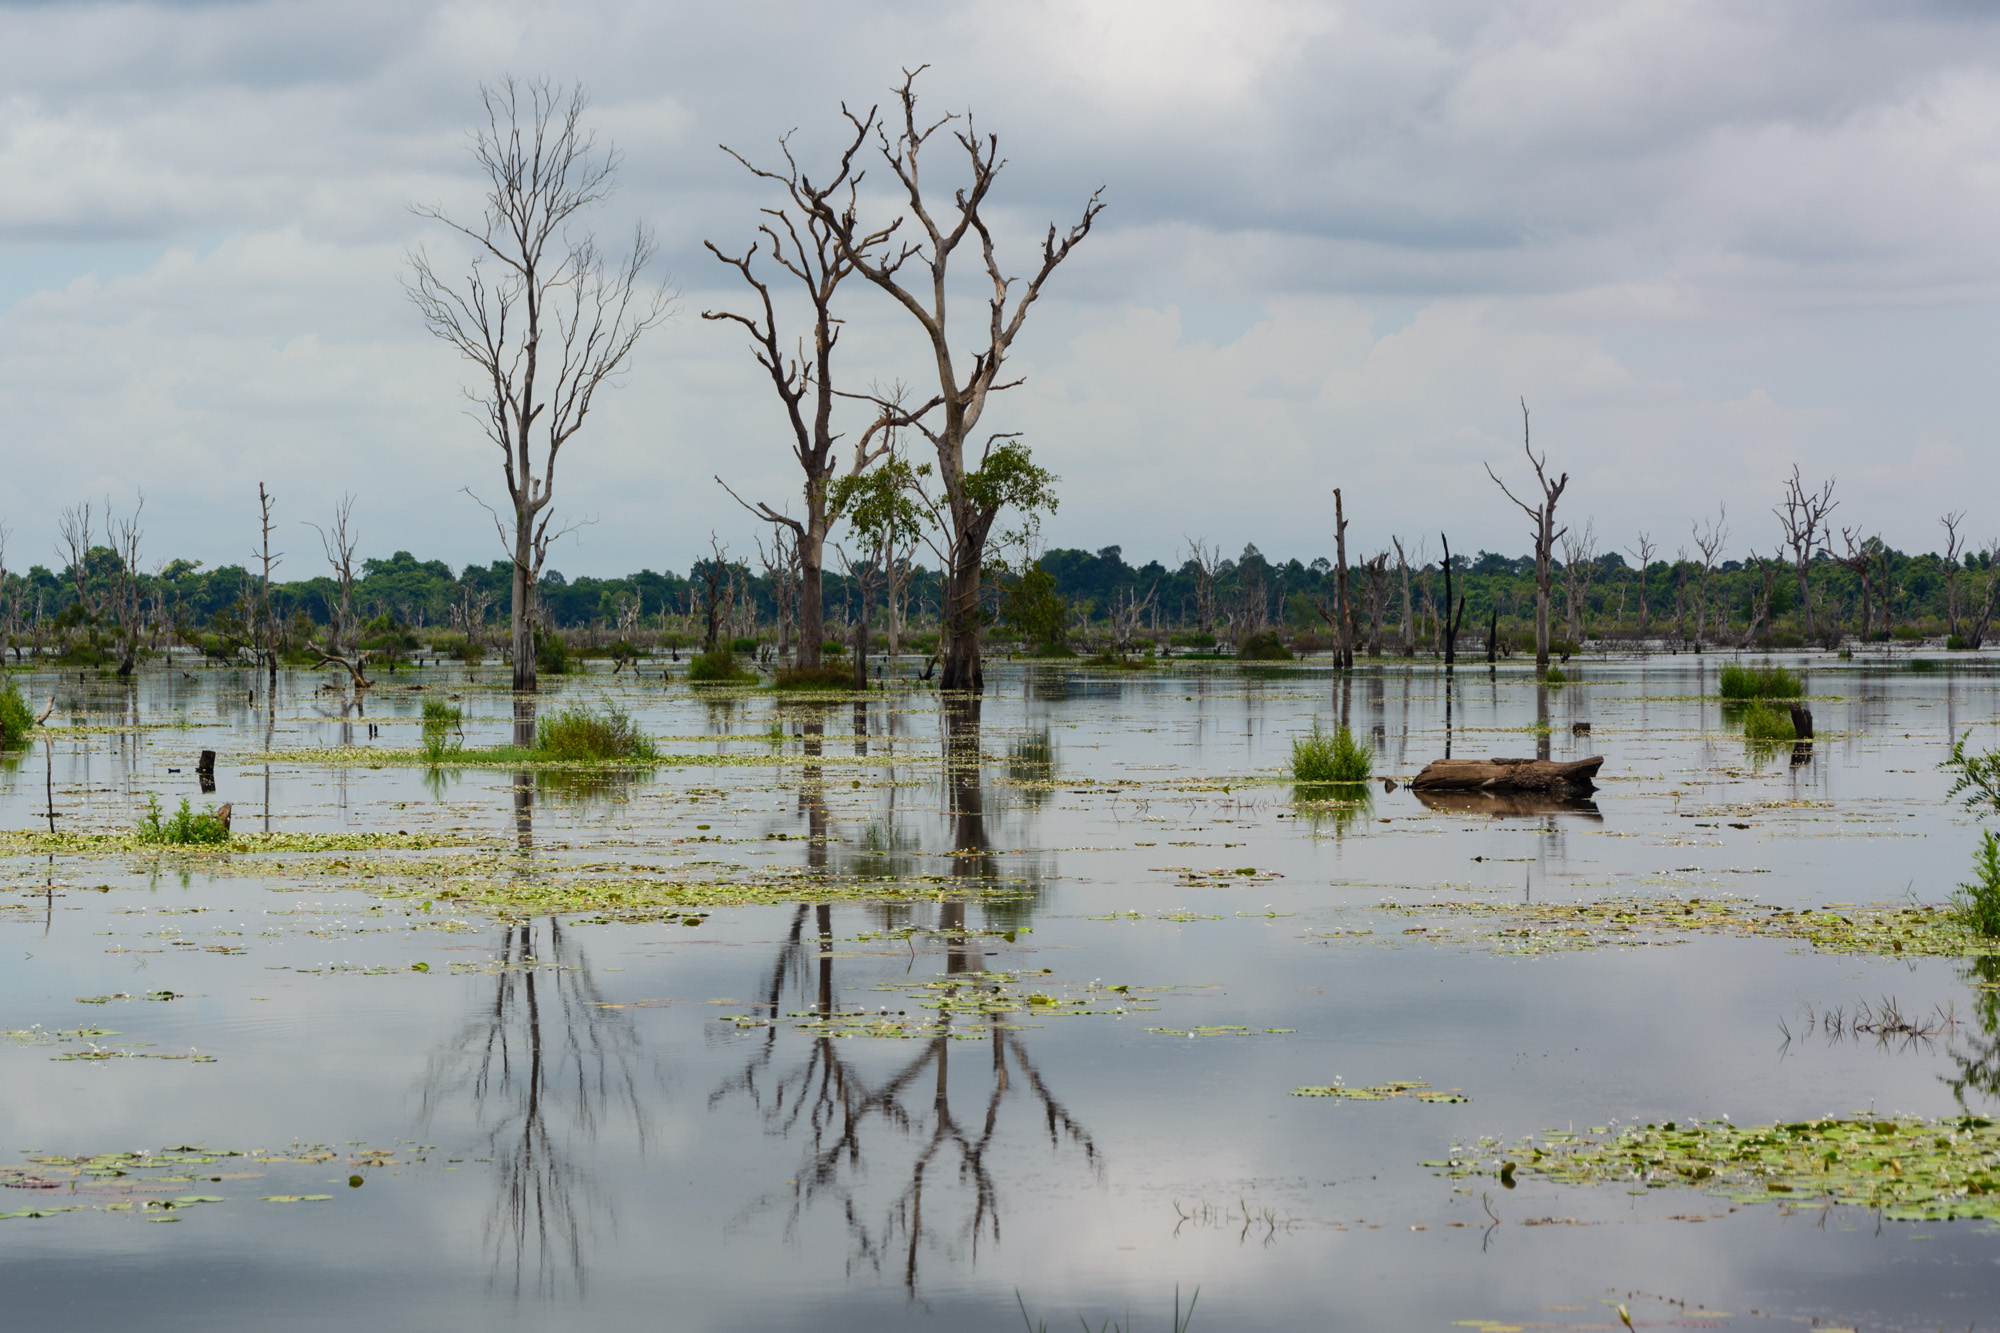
[419,697,463,763]
[1016,1286,1197,1333]
[772,664,854,691]
[533,704,658,762]
[1944,732,2000,818]
[135,795,231,846]
[687,648,754,683]
[1544,666,1567,685]
[1740,699,1796,742]
[1717,660,1801,699]
[1291,719,1370,784]
[1955,831,2000,939]
[0,679,34,750]
[1236,630,1292,661]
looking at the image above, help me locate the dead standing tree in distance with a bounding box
[1773,465,1837,643]
[1439,533,1468,670]
[810,67,1105,693]
[1690,507,1728,648]
[1558,519,1599,645]
[1485,399,1568,673]
[705,123,894,670]
[1392,537,1416,656]
[1320,488,1351,669]
[1185,538,1220,638]
[1626,531,1657,637]
[405,78,674,693]
[305,493,359,655]
[253,484,280,686]
[1941,511,1968,639]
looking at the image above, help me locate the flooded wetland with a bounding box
[4,653,2000,1332]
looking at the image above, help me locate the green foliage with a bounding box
[687,649,754,684]
[1000,565,1070,650]
[1292,719,1371,784]
[534,629,570,675]
[773,665,855,691]
[1948,634,1969,650]
[1944,732,2000,819]
[1908,657,1941,673]
[1718,660,1802,699]
[1544,666,1567,685]
[420,698,463,764]
[830,457,928,552]
[533,704,657,762]
[1170,632,1217,648]
[959,440,1060,555]
[1031,642,1076,658]
[821,641,847,657]
[0,679,34,750]
[1954,831,2000,939]
[1741,699,1797,742]
[730,637,759,654]
[1237,631,1292,661]
[135,795,231,846]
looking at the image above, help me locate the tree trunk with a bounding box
[798,551,824,668]
[511,528,536,693]
[940,553,984,693]
[853,574,872,690]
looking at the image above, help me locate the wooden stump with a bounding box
[1407,755,1603,794]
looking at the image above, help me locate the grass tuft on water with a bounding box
[1291,718,1371,784]
[1718,660,1802,699]
[687,648,757,684]
[533,704,658,762]
[419,698,463,763]
[1740,699,1796,742]
[135,795,231,846]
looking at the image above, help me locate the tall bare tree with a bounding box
[1837,525,1881,645]
[1558,519,1599,643]
[706,130,896,669]
[1690,507,1729,647]
[1626,531,1658,636]
[1486,399,1569,672]
[1941,511,1968,638]
[811,68,1104,692]
[1184,538,1220,638]
[406,78,674,692]
[1392,537,1417,656]
[1774,466,1837,640]
[305,494,359,655]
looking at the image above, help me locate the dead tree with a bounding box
[305,493,359,655]
[705,127,895,671]
[697,535,729,653]
[1485,399,1568,672]
[1392,537,1417,656]
[60,496,148,677]
[1330,489,1351,668]
[1440,534,1468,669]
[252,485,280,685]
[1966,542,2000,650]
[810,67,1104,693]
[1745,549,1780,645]
[1362,552,1389,656]
[1836,526,1880,645]
[755,526,799,661]
[1558,520,1599,644]
[1942,512,1968,639]
[1626,531,1657,637]
[1185,538,1220,637]
[406,78,674,692]
[1690,508,1728,647]
[1773,466,1837,641]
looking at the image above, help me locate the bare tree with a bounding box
[1558,519,1599,644]
[706,130,896,670]
[406,78,674,692]
[1486,400,1569,672]
[1690,508,1729,647]
[697,535,730,653]
[1360,552,1389,656]
[1966,540,2000,650]
[1392,537,1417,656]
[811,67,1104,692]
[1835,526,1881,646]
[1942,511,1968,638]
[1626,531,1658,636]
[250,484,281,685]
[1773,466,1837,640]
[305,494,359,655]
[1324,489,1351,668]
[1185,538,1220,638]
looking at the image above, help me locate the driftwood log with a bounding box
[1408,755,1602,795]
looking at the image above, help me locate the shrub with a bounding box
[1947,634,1969,651]
[535,629,570,675]
[420,698,463,763]
[774,664,854,690]
[1291,718,1371,784]
[0,679,34,750]
[821,641,847,657]
[1544,666,1567,685]
[533,704,657,762]
[1741,699,1796,742]
[1031,642,1076,658]
[1170,632,1218,649]
[1718,661,1801,699]
[687,648,753,683]
[136,795,231,846]
[1237,631,1293,661]
[1954,830,2000,939]
[731,637,760,654]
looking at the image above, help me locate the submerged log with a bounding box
[1408,755,1603,794]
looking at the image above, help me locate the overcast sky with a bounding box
[3,0,1998,579]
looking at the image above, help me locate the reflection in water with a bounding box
[715,697,1097,1294]
[1947,956,2000,1110]
[514,695,536,852]
[1410,789,1603,821]
[1292,785,1374,836]
[421,917,650,1298]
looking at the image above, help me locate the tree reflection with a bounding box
[420,916,650,1298]
[713,695,1098,1294]
[1946,955,2000,1109]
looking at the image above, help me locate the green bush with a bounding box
[0,679,34,750]
[1718,661,1802,699]
[1892,625,1924,641]
[687,648,753,683]
[1741,699,1797,742]
[1947,634,1969,651]
[1031,642,1077,658]
[420,698,463,763]
[1237,631,1293,661]
[136,795,231,846]
[533,705,657,762]
[535,629,570,675]
[731,637,760,654]
[1170,632,1218,648]
[1291,719,1371,784]
[1954,830,2000,938]
[821,641,847,657]
[1544,666,1567,685]
[774,664,854,690]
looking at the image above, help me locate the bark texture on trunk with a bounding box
[1409,755,1602,794]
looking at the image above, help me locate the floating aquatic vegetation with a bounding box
[1293,1080,1470,1103]
[0,1142,413,1222]
[1429,1114,2000,1221]
[723,968,1163,1039]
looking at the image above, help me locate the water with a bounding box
[2,654,1998,1330]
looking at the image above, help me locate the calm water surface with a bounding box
[2,654,1998,1331]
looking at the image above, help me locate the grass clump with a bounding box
[1719,660,1801,699]
[1544,666,1567,685]
[1237,630,1293,661]
[1291,718,1371,784]
[774,664,855,691]
[420,698,463,763]
[1954,831,2000,939]
[0,679,35,750]
[533,704,657,762]
[1741,699,1796,742]
[687,648,756,684]
[136,795,231,846]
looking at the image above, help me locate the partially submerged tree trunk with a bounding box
[1486,400,1567,672]
[1409,755,1602,794]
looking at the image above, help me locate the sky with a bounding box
[3,0,1999,580]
